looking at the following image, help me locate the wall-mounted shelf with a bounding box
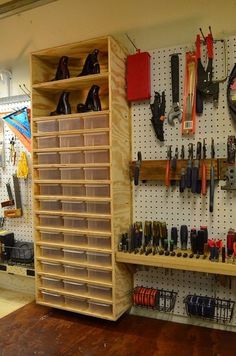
[0,263,35,277]
[116,251,236,277]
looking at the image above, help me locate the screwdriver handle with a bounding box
[165,160,170,187]
[201,162,207,195]
[179,168,186,193]
[191,164,199,193]
[209,165,215,212]
[186,164,192,188]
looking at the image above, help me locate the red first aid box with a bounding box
[126,51,151,102]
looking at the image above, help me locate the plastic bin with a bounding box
[64,234,88,246]
[84,115,109,129]
[59,117,83,131]
[88,268,112,283]
[84,168,110,180]
[40,231,64,243]
[64,265,88,278]
[40,261,64,274]
[63,217,87,229]
[84,132,109,146]
[85,184,110,197]
[37,120,59,133]
[39,200,61,211]
[64,296,88,310]
[39,184,61,195]
[41,291,63,305]
[87,252,111,267]
[37,168,60,180]
[37,136,58,149]
[62,201,86,213]
[84,150,110,164]
[88,236,111,249]
[41,276,63,290]
[39,215,62,227]
[88,285,112,300]
[62,184,86,196]
[60,152,84,164]
[40,246,63,259]
[60,168,84,180]
[37,152,60,165]
[63,280,87,294]
[88,218,111,232]
[86,202,110,214]
[59,134,84,148]
[89,301,112,315]
[63,249,86,263]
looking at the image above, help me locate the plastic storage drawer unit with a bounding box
[60,168,84,180]
[40,246,63,259]
[88,218,111,232]
[41,291,63,305]
[84,132,109,146]
[60,152,84,164]
[88,236,111,249]
[89,301,112,315]
[62,201,86,213]
[59,118,84,131]
[63,249,86,263]
[63,280,87,294]
[88,285,112,300]
[39,200,61,211]
[37,168,61,180]
[86,202,110,214]
[88,268,112,283]
[84,115,109,129]
[37,153,60,165]
[40,261,64,274]
[64,265,88,278]
[64,296,88,310]
[37,136,58,149]
[59,134,84,148]
[62,184,86,196]
[40,231,64,243]
[85,184,110,197]
[39,184,61,195]
[37,120,59,132]
[87,252,111,267]
[84,168,110,180]
[63,217,87,229]
[84,150,109,164]
[39,215,62,227]
[41,277,63,290]
[64,233,88,246]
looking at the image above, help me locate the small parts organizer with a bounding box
[184,295,235,323]
[133,286,177,312]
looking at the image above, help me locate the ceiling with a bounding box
[0,0,57,18]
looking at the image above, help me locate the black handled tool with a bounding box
[168,54,182,125]
[191,142,202,193]
[171,147,178,186]
[180,225,188,250]
[150,91,166,142]
[144,221,152,246]
[179,145,186,192]
[209,138,215,212]
[171,227,178,248]
[186,143,193,188]
[201,139,207,195]
[165,146,172,187]
[134,151,142,186]
[153,221,160,247]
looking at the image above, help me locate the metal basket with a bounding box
[1,242,34,267]
[133,286,177,312]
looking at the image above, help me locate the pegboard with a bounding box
[0,97,33,242]
[132,34,236,329]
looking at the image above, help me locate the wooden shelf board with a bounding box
[35,225,111,237]
[34,179,111,184]
[36,241,111,254]
[38,286,112,304]
[0,264,35,277]
[32,73,109,92]
[116,252,236,276]
[33,145,110,153]
[37,256,112,271]
[33,163,111,169]
[36,300,115,321]
[33,127,110,137]
[37,271,112,288]
[34,195,111,202]
[35,210,111,219]
[32,110,110,122]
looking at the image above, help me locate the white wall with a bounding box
[0,0,235,95]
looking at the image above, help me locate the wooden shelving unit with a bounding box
[31,36,132,320]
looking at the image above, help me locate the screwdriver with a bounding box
[165,146,172,187]
[209,138,215,212]
[186,143,193,188]
[179,145,185,192]
[201,139,207,195]
[191,142,202,193]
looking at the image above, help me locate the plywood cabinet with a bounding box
[31,36,132,320]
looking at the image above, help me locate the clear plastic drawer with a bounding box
[88,218,111,232]
[63,249,86,263]
[84,168,110,180]
[39,184,61,195]
[41,276,63,290]
[39,215,62,227]
[64,296,88,310]
[59,134,84,148]
[88,285,112,300]
[84,115,109,129]
[60,168,84,180]
[86,202,110,214]
[87,252,111,267]
[41,291,63,305]
[37,136,59,149]
[62,184,86,196]
[89,301,112,315]
[64,233,88,246]
[59,117,83,131]
[40,261,64,274]
[40,231,64,243]
[62,201,86,212]
[64,265,88,278]
[84,150,109,164]
[88,268,112,283]
[63,280,87,294]
[63,217,87,229]
[40,246,63,259]
[60,152,84,164]
[85,184,110,197]
[37,152,60,165]
[39,200,61,211]
[88,236,111,249]
[84,132,109,146]
[37,120,59,133]
[37,168,60,180]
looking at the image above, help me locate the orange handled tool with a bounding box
[201,139,207,195]
[165,146,172,187]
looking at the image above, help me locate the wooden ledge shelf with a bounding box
[33,163,111,169]
[32,110,110,122]
[35,225,111,237]
[130,158,228,181]
[33,145,110,153]
[0,263,35,277]
[36,241,112,254]
[34,195,111,202]
[37,256,112,271]
[33,127,110,137]
[116,252,236,276]
[35,210,111,219]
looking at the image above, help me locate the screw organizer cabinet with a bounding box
[31,36,132,320]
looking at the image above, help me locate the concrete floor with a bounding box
[0,288,34,318]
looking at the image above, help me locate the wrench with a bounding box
[168,54,182,125]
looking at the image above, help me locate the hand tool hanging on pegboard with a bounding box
[4,174,22,218]
[168,54,182,126]
[209,138,215,212]
[186,143,193,188]
[201,139,207,195]
[221,135,236,191]
[150,91,166,141]
[179,145,186,193]
[191,141,202,193]
[227,65,236,122]
[134,151,142,186]
[1,182,14,207]
[165,146,172,188]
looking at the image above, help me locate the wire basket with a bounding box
[1,241,34,267]
[184,294,235,323]
[133,286,177,312]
